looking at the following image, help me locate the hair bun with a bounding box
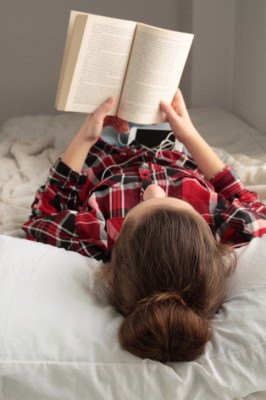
[136,291,188,310]
[118,291,212,363]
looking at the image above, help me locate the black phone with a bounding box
[128,128,175,148]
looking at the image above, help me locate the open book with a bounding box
[55,11,194,124]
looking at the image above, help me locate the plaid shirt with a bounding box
[22,138,266,261]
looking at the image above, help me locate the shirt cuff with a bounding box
[209,165,242,195]
[49,158,87,189]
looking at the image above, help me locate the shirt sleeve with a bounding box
[29,158,90,215]
[21,158,108,260]
[209,166,266,245]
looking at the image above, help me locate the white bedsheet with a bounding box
[0,109,266,399]
[189,107,266,157]
[0,234,266,400]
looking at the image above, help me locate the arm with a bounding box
[22,158,106,258]
[210,165,266,216]
[212,183,266,245]
[26,97,120,217]
[160,90,265,211]
[22,98,129,258]
[61,97,129,172]
[160,91,266,243]
[160,89,225,180]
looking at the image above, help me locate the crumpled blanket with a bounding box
[0,113,265,237]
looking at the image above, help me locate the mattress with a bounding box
[189,107,266,157]
[0,108,266,399]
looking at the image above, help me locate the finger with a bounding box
[171,98,182,117]
[93,97,116,119]
[172,91,181,107]
[160,100,181,124]
[172,89,188,116]
[173,88,184,102]
[160,100,183,133]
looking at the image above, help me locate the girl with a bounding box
[22,90,266,363]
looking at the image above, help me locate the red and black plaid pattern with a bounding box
[22,138,266,260]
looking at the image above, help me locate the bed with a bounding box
[0,108,266,400]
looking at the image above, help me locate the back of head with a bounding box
[119,292,212,362]
[99,208,236,363]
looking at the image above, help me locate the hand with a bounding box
[160,89,197,144]
[161,89,225,179]
[61,97,130,172]
[76,97,127,143]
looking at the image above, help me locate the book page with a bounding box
[55,10,89,108]
[118,23,194,124]
[65,14,137,114]
[56,14,88,111]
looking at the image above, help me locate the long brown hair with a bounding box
[96,208,237,363]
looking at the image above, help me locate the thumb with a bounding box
[93,97,116,119]
[160,100,181,125]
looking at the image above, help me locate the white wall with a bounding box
[0,0,180,127]
[179,0,266,133]
[179,0,236,110]
[232,0,266,133]
[1,1,265,133]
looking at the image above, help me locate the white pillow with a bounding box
[0,234,266,400]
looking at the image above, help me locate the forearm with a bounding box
[22,209,104,259]
[160,91,225,180]
[61,97,119,173]
[61,133,96,173]
[182,128,225,180]
[24,158,87,222]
